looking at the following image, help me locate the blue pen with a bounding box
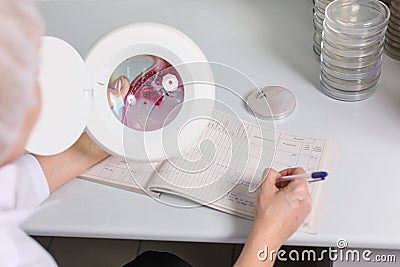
[276,171,328,184]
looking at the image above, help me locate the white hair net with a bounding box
[0,0,43,163]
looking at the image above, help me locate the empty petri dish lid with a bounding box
[247,86,296,120]
[325,0,390,36]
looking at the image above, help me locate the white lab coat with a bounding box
[0,154,57,267]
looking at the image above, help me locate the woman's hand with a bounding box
[235,168,312,267]
[253,168,312,243]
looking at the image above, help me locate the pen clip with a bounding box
[307,177,326,183]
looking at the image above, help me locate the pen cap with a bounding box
[311,171,328,179]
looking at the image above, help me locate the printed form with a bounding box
[82,110,329,232]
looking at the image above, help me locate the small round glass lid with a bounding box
[107,55,184,131]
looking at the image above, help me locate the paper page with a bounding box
[148,110,329,232]
[80,156,161,196]
[209,132,328,232]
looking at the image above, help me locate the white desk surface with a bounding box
[23,0,400,249]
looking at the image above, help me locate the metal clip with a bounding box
[83,88,94,99]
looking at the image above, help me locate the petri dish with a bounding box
[313,43,322,57]
[387,28,400,41]
[389,19,400,31]
[321,46,383,68]
[320,66,381,86]
[320,78,378,101]
[390,1,400,14]
[387,25,400,38]
[321,62,382,80]
[322,55,382,72]
[247,86,296,120]
[385,47,400,60]
[314,31,323,46]
[322,35,385,57]
[314,6,327,22]
[314,10,325,25]
[325,0,390,36]
[389,10,400,25]
[320,70,380,91]
[107,55,185,132]
[323,21,387,47]
[385,41,400,56]
[386,33,400,48]
[314,0,330,10]
[314,16,324,32]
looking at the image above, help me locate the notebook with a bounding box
[81,110,329,233]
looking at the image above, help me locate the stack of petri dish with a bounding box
[313,0,334,57]
[320,0,390,101]
[385,0,400,60]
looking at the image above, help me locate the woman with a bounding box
[0,1,311,266]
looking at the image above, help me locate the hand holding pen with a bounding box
[276,171,328,184]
